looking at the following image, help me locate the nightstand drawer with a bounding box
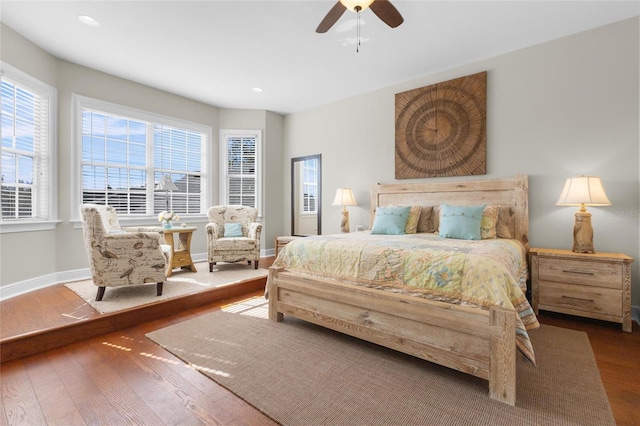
[538,281,622,317]
[538,258,622,289]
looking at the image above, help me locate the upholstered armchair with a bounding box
[206,205,262,271]
[80,204,169,301]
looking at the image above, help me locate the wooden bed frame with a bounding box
[268,175,529,406]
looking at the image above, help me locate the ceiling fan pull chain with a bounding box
[356,7,361,53]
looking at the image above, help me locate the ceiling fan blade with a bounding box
[369,0,404,28]
[316,1,347,33]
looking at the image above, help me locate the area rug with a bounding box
[146,299,615,426]
[65,262,267,314]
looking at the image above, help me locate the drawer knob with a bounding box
[561,269,594,275]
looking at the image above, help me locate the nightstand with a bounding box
[530,248,634,332]
[275,236,302,257]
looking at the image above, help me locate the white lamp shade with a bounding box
[156,174,179,192]
[556,176,611,206]
[340,0,375,12]
[332,188,357,207]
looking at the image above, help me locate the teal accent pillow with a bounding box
[439,204,485,240]
[370,206,411,235]
[224,222,243,237]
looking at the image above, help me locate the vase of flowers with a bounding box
[158,211,179,229]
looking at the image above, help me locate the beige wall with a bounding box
[284,17,640,305]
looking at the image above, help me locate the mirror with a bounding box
[291,154,322,236]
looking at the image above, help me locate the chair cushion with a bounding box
[224,222,244,237]
[96,205,122,232]
[216,237,256,251]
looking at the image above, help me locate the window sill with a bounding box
[70,214,209,229]
[0,220,61,234]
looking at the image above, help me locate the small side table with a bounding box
[145,226,198,277]
[162,226,198,276]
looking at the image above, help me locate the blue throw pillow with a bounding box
[370,206,411,235]
[439,204,485,240]
[224,222,243,237]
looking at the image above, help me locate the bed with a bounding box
[267,175,537,405]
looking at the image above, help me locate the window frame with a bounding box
[0,63,58,234]
[219,129,262,218]
[71,95,211,224]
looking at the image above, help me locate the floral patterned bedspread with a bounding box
[272,232,539,363]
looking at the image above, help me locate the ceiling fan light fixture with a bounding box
[339,0,374,12]
[316,0,402,34]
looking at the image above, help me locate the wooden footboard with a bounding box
[268,266,517,405]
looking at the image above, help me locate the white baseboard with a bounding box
[0,251,210,302]
[0,268,90,301]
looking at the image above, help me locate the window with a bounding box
[75,95,209,217]
[301,157,318,213]
[220,130,261,210]
[1,64,56,226]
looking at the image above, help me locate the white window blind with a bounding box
[302,157,318,213]
[224,134,258,208]
[153,125,202,214]
[79,99,207,216]
[1,73,53,221]
[81,110,148,213]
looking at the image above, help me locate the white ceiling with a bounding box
[2,1,638,114]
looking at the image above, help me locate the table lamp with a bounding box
[156,174,179,212]
[556,175,610,253]
[332,188,357,233]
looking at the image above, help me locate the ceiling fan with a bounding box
[316,0,404,33]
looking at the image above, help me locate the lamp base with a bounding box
[340,209,350,233]
[572,210,595,254]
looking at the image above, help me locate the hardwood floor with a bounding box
[1,258,639,425]
[0,263,267,363]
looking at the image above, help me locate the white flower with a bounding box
[158,211,179,222]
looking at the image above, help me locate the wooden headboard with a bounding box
[370,175,529,250]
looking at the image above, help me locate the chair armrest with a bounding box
[122,226,165,237]
[248,222,263,241]
[90,232,167,275]
[97,232,166,260]
[206,222,219,240]
[104,231,164,244]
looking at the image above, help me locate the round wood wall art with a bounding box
[395,71,486,179]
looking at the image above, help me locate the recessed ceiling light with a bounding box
[78,15,100,27]
[252,87,263,93]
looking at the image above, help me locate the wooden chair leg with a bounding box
[95,286,106,301]
[247,260,251,265]
[209,262,215,272]
[157,282,163,296]
[254,260,259,269]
